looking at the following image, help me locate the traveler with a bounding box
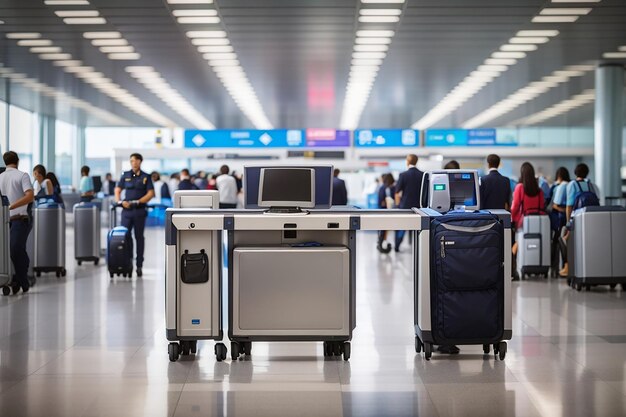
[394,154,423,252]
[559,163,599,277]
[177,169,198,191]
[479,154,511,210]
[79,165,94,202]
[194,171,208,190]
[377,173,395,252]
[115,153,154,277]
[0,151,34,294]
[207,174,218,191]
[443,160,460,170]
[103,173,116,196]
[32,164,54,199]
[510,162,545,254]
[168,172,180,194]
[332,168,348,206]
[550,167,571,272]
[151,171,171,200]
[45,172,64,206]
[216,165,238,209]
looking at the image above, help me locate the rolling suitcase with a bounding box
[1,194,11,295]
[516,214,551,279]
[32,200,66,278]
[415,210,512,360]
[107,205,133,278]
[74,202,101,265]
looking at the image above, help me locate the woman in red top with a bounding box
[511,162,545,230]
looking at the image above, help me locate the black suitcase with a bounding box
[107,226,133,278]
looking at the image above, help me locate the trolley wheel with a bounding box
[323,342,331,357]
[424,343,432,361]
[585,285,591,292]
[483,344,490,354]
[190,340,197,354]
[2,286,10,296]
[78,261,82,266]
[241,341,251,356]
[36,272,41,277]
[493,343,500,355]
[56,271,61,278]
[214,343,227,362]
[576,283,582,291]
[498,342,507,360]
[343,342,351,361]
[609,284,617,290]
[168,342,180,362]
[109,273,114,278]
[231,341,240,360]
[94,258,99,266]
[415,337,423,353]
[181,341,190,356]
[333,342,342,356]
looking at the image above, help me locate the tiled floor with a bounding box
[1,226,625,417]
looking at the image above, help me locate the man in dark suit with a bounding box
[394,154,423,252]
[479,154,511,210]
[332,168,348,206]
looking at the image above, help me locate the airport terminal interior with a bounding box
[1,0,626,416]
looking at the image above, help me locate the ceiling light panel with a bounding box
[361,0,405,3]
[510,89,595,126]
[167,0,213,3]
[532,16,579,23]
[45,1,90,5]
[177,16,220,24]
[83,31,121,38]
[17,39,53,46]
[509,37,549,44]
[191,38,229,46]
[500,44,538,51]
[99,46,135,53]
[359,9,402,16]
[63,17,106,24]
[55,10,100,17]
[30,46,62,53]
[186,30,227,38]
[6,33,41,39]
[540,8,591,15]
[91,39,128,46]
[516,30,559,37]
[603,52,626,59]
[358,16,400,23]
[172,10,217,16]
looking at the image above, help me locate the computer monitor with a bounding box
[258,168,315,209]
[244,165,333,209]
[420,170,480,213]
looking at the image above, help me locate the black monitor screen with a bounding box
[260,168,313,205]
[449,173,477,207]
[244,166,333,209]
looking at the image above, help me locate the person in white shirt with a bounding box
[216,165,238,209]
[0,151,34,294]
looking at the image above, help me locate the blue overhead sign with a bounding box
[467,128,496,146]
[354,129,418,147]
[426,128,516,147]
[184,129,306,148]
[425,129,468,147]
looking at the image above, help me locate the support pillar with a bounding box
[594,64,624,201]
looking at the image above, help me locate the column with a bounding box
[38,114,56,169]
[594,64,624,201]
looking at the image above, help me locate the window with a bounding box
[55,120,76,187]
[8,105,36,175]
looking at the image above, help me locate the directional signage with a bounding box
[184,129,306,148]
[353,129,419,147]
[425,128,516,146]
[424,129,468,147]
[305,129,351,147]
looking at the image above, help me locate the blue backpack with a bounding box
[573,180,599,210]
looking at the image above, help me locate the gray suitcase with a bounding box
[74,202,101,265]
[33,201,66,278]
[0,195,11,295]
[570,206,626,291]
[517,214,551,279]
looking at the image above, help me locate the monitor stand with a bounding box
[264,206,309,215]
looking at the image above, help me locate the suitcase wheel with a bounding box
[214,343,227,362]
[181,341,190,356]
[498,342,507,360]
[483,344,490,354]
[424,343,432,360]
[94,258,99,266]
[231,341,240,361]
[342,342,351,361]
[2,286,10,296]
[61,269,66,277]
[56,271,61,278]
[415,336,423,353]
[610,284,617,290]
[109,273,114,278]
[190,340,197,354]
[77,261,82,266]
[168,342,180,362]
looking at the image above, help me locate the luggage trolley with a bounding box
[165,190,227,362]
[414,170,513,360]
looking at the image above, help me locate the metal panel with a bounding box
[165,244,177,332]
[33,206,66,269]
[172,213,224,231]
[416,230,431,332]
[359,212,423,231]
[611,211,626,276]
[233,213,352,230]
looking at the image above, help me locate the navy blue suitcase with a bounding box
[107,226,133,278]
[416,211,509,359]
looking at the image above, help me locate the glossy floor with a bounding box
[1,227,625,417]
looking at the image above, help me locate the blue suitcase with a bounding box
[107,226,133,278]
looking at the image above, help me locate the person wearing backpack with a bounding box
[559,163,599,277]
[549,167,571,273]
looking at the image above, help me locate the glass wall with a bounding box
[55,120,76,187]
[8,105,37,175]
[0,101,6,154]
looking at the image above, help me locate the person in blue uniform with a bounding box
[114,153,154,277]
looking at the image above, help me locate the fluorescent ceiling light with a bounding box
[186,30,226,38]
[501,44,538,51]
[355,37,392,45]
[603,52,626,59]
[172,10,217,16]
[63,66,94,73]
[83,31,121,38]
[509,37,549,44]
[30,46,62,53]
[99,46,134,53]
[553,70,585,77]
[477,64,508,72]
[565,64,594,71]
[108,53,141,60]
[55,10,100,17]
[91,39,128,46]
[356,30,394,37]
[203,52,237,60]
[63,17,107,24]
[52,59,83,66]
[354,44,388,52]
[359,9,402,16]
[351,58,383,66]
[167,0,213,3]
[352,51,386,59]
[17,39,52,46]
[619,46,626,52]
[532,16,579,23]
[484,58,517,65]
[208,60,240,67]
[125,66,155,73]
[191,38,229,46]
[197,45,234,53]
[516,30,559,37]
[542,75,569,82]
[39,53,72,60]
[492,51,526,58]
[361,0,405,3]
[552,0,600,2]
[540,8,591,15]
[6,33,41,39]
[45,0,90,5]
[177,16,220,24]
[358,16,400,23]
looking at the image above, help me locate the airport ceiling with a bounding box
[0,0,625,130]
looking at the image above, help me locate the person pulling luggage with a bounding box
[114,153,154,277]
